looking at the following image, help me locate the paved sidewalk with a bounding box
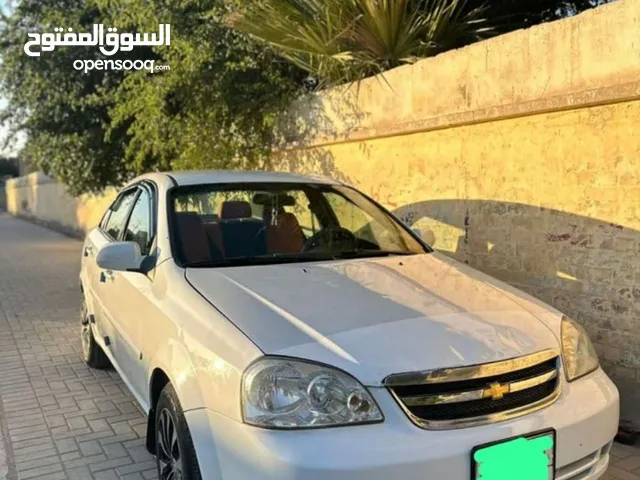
[609,442,640,480]
[0,212,639,480]
[0,214,157,480]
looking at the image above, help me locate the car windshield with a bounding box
[169,182,428,267]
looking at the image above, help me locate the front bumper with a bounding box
[187,367,619,480]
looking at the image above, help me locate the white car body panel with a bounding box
[84,255,263,419]
[78,171,620,480]
[185,251,562,385]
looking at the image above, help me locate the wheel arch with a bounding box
[144,342,206,454]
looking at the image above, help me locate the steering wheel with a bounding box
[302,227,357,252]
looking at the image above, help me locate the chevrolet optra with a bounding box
[79,171,619,480]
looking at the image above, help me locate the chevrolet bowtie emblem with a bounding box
[485,382,510,400]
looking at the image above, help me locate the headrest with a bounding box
[175,212,204,229]
[219,201,252,219]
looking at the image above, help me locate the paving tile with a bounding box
[613,443,640,460]
[615,454,640,472]
[14,447,58,464]
[606,465,640,480]
[79,440,104,456]
[18,462,65,479]
[66,466,92,479]
[16,453,61,472]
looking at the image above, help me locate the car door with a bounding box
[99,183,156,404]
[87,189,139,352]
[82,207,112,332]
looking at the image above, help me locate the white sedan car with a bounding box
[80,170,619,480]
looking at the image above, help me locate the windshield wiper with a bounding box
[181,250,416,268]
[331,249,416,259]
[182,252,338,268]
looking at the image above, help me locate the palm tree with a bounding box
[230,0,495,86]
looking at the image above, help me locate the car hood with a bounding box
[185,252,563,386]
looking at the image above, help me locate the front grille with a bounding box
[385,350,561,429]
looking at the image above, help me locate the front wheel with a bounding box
[156,383,202,480]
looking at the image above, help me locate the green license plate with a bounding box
[472,430,555,480]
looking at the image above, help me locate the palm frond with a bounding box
[231,0,496,85]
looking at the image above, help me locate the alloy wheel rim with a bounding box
[158,408,182,480]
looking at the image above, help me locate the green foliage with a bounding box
[232,0,612,85]
[0,0,132,192]
[0,0,306,194]
[97,0,306,175]
[232,0,495,85]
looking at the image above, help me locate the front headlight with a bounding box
[561,316,599,381]
[241,357,384,429]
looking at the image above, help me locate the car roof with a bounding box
[158,170,341,187]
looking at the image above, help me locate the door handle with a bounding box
[84,246,94,257]
[99,270,115,283]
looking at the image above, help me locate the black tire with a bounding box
[80,302,111,369]
[155,383,202,480]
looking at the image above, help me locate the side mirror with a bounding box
[96,242,143,272]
